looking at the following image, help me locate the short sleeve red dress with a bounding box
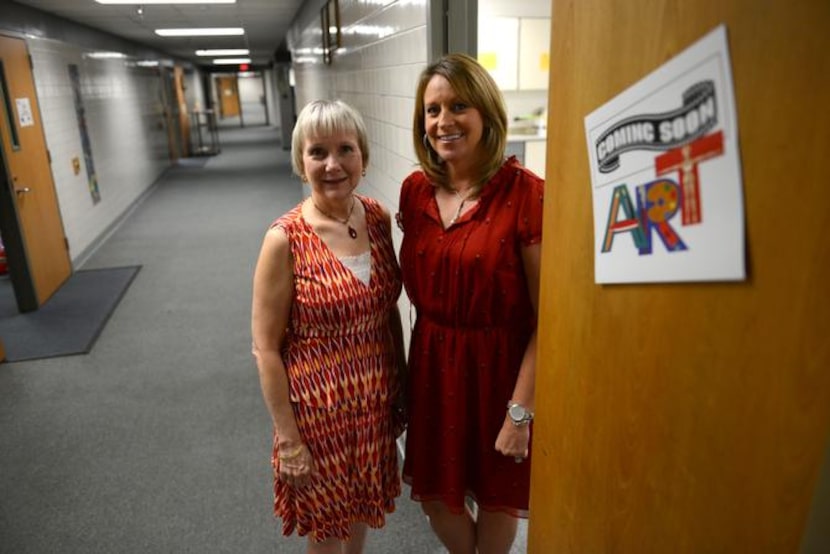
[398,157,544,517]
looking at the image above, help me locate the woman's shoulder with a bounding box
[356,194,391,224]
[493,157,544,197]
[403,169,432,189]
[357,193,379,210]
[271,202,305,233]
[503,156,543,185]
[401,170,434,202]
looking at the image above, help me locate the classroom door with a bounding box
[0,34,71,311]
[217,76,240,118]
[529,1,830,552]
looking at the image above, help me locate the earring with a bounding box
[423,133,444,164]
[301,175,308,183]
[361,169,366,177]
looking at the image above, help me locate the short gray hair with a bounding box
[291,99,370,177]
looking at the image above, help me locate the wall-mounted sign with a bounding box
[584,25,745,284]
[15,98,34,127]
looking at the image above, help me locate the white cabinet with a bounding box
[518,18,550,90]
[478,16,550,91]
[478,17,519,90]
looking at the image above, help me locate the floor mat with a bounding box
[0,266,141,362]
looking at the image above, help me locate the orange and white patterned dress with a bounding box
[271,194,402,542]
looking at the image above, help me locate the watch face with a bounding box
[509,404,526,421]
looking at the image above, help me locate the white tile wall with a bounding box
[27,37,183,266]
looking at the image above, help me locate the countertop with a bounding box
[507,130,547,142]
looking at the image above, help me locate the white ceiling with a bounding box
[11,0,307,67]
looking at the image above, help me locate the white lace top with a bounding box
[339,251,372,285]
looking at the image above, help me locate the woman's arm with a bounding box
[251,226,314,486]
[388,304,408,394]
[495,241,541,459]
[388,303,408,437]
[380,202,409,431]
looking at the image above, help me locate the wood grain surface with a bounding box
[529,1,830,552]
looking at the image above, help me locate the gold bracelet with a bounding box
[278,444,304,461]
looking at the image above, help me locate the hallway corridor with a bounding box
[0,124,446,553]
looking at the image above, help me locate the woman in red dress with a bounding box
[398,53,543,553]
[252,100,406,553]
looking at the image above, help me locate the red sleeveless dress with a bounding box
[398,157,544,517]
[271,195,402,541]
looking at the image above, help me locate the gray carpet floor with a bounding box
[0,123,527,553]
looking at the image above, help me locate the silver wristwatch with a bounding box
[507,402,533,426]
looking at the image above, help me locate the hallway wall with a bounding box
[28,39,171,264]
[1,3,205,267]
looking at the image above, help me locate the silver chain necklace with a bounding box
[449,188,473,226]
[313,196,358,239]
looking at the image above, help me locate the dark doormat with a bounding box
[0,265,141,363]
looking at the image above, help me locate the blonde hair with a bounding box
[291,99,370,177]
[412,53,508,192]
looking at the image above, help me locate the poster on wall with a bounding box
[68,64,101,204]
[584,24,745,284]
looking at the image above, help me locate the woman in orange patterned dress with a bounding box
[251,99,406,553]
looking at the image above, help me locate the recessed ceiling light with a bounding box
[155,28,245,37]
[196,49,249,56]
[96,1,235,4]
[212,58,251,65]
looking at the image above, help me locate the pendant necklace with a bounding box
[313,196,358,239]
[449,187,473,226]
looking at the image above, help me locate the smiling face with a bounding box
[423,74,485,173]
[301,131,364,201]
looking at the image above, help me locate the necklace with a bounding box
[449,187,473,226]
[312,196,358,239]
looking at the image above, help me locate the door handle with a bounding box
[15,187,31,196]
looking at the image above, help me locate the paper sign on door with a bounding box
[584,25,746,284]
[15,98,34,127]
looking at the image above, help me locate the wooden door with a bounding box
[529,1,830,552]
[217,76,240,118]
[0,34,71,310]
[173,65,190,157]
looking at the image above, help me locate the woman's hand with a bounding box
[391,395,408,438]
[494,417,531,462]
[275,442,317,488]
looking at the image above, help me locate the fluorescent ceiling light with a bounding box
[196,49,249,56]
[155,28,244,37]
[97,1,235,4]
[85,51,127,59]
[212,58,251,65]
